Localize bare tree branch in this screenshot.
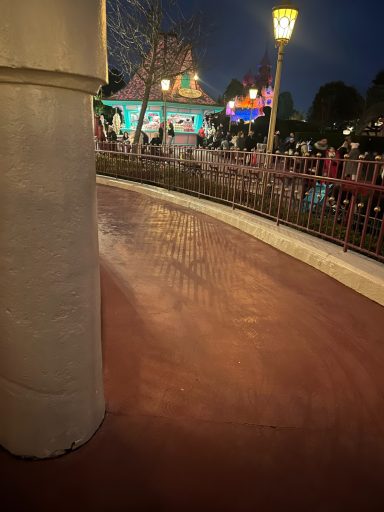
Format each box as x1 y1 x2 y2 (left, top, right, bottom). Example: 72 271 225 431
107 0 205 143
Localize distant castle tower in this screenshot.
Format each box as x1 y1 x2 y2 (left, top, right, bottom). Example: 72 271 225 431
242 48 273 93
227 47 275 121
243 69 256 89
256 47 273 90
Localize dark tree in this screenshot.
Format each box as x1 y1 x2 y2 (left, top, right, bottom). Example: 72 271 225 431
308 81 364 128
223 79 244 102
366 70 384 108
278 91 294 120
357 70 384 135
290 110 304 121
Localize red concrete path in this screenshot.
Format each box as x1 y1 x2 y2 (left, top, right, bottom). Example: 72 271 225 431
2 184 384 511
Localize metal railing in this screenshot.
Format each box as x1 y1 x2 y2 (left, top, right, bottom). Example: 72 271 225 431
95 143 384 262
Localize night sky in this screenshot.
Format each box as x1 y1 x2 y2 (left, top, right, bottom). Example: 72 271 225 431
179 0 384 113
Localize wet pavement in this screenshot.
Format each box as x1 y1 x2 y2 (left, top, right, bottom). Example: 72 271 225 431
2 183 384 511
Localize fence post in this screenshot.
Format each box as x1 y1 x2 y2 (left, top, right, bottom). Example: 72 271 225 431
232 169 237 209
276 177 285 226
343 192 356 253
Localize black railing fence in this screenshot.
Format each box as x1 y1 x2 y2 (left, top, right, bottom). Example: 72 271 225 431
96 143 384 262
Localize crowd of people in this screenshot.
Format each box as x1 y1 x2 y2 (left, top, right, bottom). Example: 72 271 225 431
196 121 266 152
194 120 384 183
97 112 384 185
99 118 176 147
271 133 384 183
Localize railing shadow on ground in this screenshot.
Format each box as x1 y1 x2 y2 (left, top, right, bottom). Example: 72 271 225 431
95 143 384 263
98 190 253 314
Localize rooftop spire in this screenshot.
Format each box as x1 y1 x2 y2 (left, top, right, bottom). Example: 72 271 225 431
260 44 270 68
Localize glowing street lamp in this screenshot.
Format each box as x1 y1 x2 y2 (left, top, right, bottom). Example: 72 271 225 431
249 89 258 100
193 73 199 81
272 5 298 43
161 79 170 91
249 88 258 134
228 99 235 130
266 4 299 153
161 79 171 145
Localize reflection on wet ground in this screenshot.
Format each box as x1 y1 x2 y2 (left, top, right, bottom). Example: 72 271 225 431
2 183 384 512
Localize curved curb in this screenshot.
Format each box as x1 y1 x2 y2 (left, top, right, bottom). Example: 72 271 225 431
97 176 384 307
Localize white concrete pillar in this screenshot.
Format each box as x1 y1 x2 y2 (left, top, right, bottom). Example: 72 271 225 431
0 0 107 458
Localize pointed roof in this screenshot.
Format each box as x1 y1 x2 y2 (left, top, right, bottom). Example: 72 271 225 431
260 46 271 68
109 73 217 106
107 35 218 106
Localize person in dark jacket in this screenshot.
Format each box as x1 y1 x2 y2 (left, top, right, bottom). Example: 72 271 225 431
141 131 149 145
237 131 246 151
245 130 256 152
284 132 296 153
168 122 175 144
159 122 164 144
273 130 280 153
108 129 117 142
150 132 162 145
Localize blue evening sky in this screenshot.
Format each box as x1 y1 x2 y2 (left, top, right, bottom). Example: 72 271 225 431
179 0 384 113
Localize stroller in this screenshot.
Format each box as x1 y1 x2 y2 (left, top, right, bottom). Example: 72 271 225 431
303 182 333 211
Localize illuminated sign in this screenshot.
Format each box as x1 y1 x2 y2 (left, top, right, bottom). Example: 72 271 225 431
179 88 202 99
